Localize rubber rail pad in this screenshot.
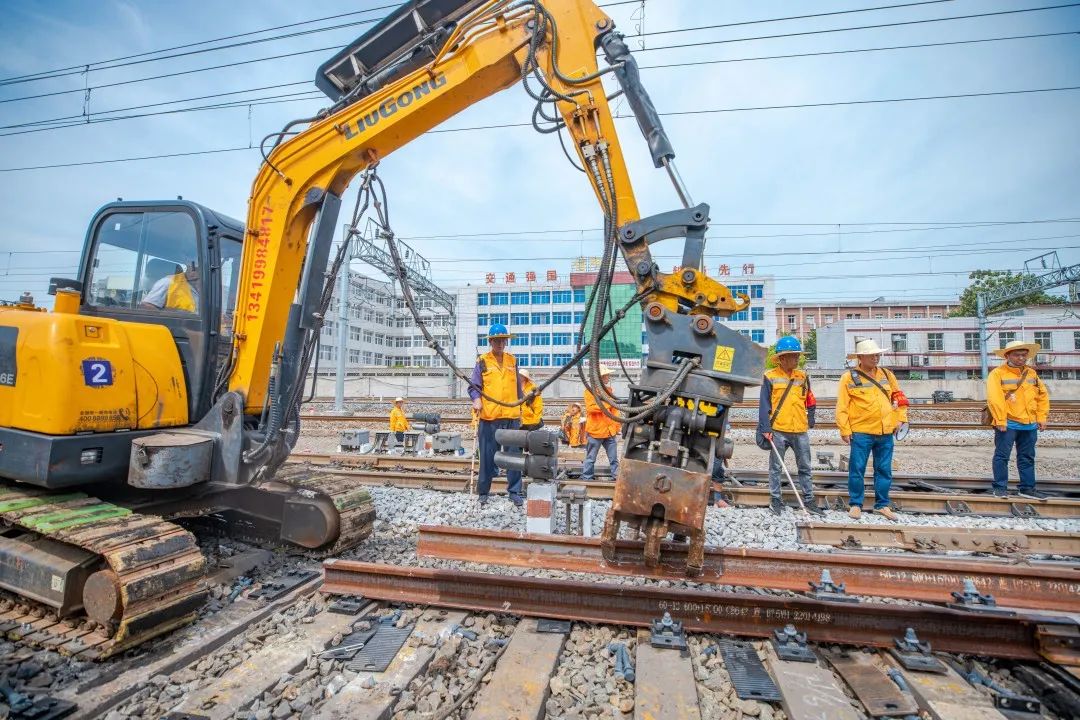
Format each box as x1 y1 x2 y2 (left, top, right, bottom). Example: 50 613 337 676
346 622 416 673
719 639 782 702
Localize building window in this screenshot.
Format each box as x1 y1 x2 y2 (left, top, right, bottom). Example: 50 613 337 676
806 316 816 327
552 332 572 345
751 329 765 343
845 313 855 320
531 332 551 346
751 307 764 321
530 354 551 367
750 284 764 299
874 314 884 319
894 312 904 319
932 313 942 319
511 335 529 347
318 345 336 361
531 291 551 304
373 353 384 365
912 313 924 319
552 290 572 303
1034 331 1052 350
891 333 908 352
824 314 834 323
729 285 748 297
511 312 529 325
349 326 361 341
518 356 529 367
732 309 749 322
787 314 796 327
531 312 550 324
573 288 586 303
477 293 488 306
477 314 488 326
964 332 980 351
491 292 509 305
511 291 530 305
362 351 372 364
490 313 508 325
478 336 488 347
1074 331 1080 350
573 311 585 324
348 349 360 364
552 311 572 324
738 329 750 337
927 333 944 352
927 370 945 380
363 330 373 343
998 332 1016 349
552 353 572 365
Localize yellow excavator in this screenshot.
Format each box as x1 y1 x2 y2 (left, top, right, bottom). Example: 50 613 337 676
0 0 763 656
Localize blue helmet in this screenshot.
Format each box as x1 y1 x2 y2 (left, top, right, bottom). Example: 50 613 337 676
775 335 802 355
487 323 513 339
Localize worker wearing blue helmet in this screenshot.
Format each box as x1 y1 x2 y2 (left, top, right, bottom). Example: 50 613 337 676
469 323 524 507
757 335 824 516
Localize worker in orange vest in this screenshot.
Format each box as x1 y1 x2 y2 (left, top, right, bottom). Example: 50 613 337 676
389 397 409 443
582 366 620 481
561 402 585 447
468 323 524 507
519 370 544 431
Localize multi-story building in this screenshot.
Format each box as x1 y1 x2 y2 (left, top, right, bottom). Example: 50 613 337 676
776 299 959 340
815 304 1080 380
317 270 454 369
454 269 777 370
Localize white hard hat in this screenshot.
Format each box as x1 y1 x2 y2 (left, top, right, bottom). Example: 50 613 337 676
598 365 613 377
394 396 404 402
519 369 531 381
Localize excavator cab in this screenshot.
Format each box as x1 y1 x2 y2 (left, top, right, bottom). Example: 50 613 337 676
74 200 244 422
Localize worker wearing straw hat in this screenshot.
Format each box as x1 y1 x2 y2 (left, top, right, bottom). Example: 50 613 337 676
519 369 545 431
582 365 620 482
468 323 524 507
389 397 409 443
836 337 910 521
987 339 1050 499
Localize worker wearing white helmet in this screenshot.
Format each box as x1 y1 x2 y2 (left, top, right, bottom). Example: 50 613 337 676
582 365 620 482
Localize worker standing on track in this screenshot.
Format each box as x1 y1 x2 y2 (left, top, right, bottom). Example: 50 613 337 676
757 336 824 516
987 339 1051 499
836 337 910 521
469 323 524 507
389 397 409 444
582 366 620 482
519 370 545 431
560 402 585 447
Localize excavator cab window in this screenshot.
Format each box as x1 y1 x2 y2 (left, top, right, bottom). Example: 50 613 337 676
218 237 241 336
86 210 201 314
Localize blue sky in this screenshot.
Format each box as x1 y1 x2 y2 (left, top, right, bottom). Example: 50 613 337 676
1 0 1078 305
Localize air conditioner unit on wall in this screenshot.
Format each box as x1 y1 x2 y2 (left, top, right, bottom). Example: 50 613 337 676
1036 354 1052 365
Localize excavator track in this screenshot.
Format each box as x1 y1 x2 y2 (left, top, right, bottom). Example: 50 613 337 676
264 466 376 556
0 484 206 659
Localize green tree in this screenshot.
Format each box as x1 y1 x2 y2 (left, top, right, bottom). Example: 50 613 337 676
765 334 808 370
803 329 817 361
950 270 1064 317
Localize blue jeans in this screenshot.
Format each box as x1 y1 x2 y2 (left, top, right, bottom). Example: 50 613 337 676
848 432 893 509
993 428 1037 493
477 418 522 499
768 431 814 501
582 435 619 481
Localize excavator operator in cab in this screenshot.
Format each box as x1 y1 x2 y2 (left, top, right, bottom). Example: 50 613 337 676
140 259 200 312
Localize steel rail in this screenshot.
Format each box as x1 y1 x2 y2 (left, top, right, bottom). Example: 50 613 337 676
281 459 1080 517
304 398 1080 411
795 522 1080 556
415 525 1080 613
299 414 1080 431
286 452 1080 495
321 559 1078 663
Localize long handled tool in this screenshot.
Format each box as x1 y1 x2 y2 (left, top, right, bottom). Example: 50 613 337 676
767 435 809 517
467 409 479 494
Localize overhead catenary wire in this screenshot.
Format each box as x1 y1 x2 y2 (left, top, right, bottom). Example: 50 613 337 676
0 0 968 88
3 83 1078 170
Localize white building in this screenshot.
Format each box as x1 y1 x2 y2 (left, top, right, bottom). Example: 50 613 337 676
816 304 1080 380
453 270 777 369
318 270 454 370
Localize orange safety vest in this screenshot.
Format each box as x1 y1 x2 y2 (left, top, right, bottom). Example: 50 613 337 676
763 367 812 433
562 407 585 447
836 367 907 436
389 406 409 432
521 379 543 425
987 364 1049 426
584 389 620 439
476 351 522 421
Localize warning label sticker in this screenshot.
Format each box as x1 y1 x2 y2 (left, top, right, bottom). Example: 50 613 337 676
713 345 735 373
